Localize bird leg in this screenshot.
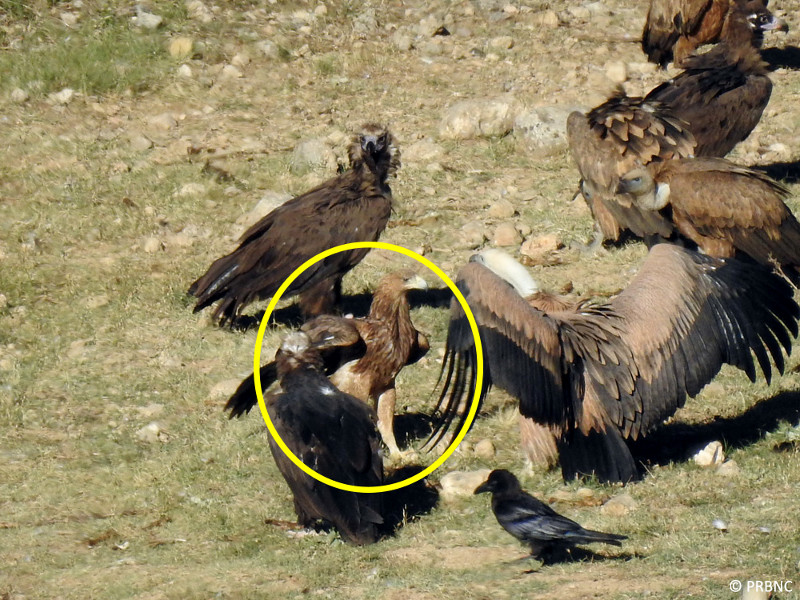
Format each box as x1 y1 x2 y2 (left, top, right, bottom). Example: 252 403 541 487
519 416 559 470
376 387 416 462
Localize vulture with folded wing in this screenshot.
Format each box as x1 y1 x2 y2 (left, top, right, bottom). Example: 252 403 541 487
226 271 429 458
642 0 786 68
644 2 785 157
567 94 696 245
431 247 799 483
188 124 400 326
617 158 800 283
259 331 384 545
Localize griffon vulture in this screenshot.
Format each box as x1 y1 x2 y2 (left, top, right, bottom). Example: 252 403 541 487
642 0 786 68
644 2 783 158
260 331 384 545
617 158 800 283
475 470 626 562
566 94 696 244
431 246 799 483
188 124 400 326
226 271 429 458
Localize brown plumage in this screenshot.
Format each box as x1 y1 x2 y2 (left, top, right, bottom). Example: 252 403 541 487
431 247 799 483
225 271 429 458
259 331 384 545
644 3 780 157
642 0 787 68
567 94 696 244
188 124 400 326
617 158 800 282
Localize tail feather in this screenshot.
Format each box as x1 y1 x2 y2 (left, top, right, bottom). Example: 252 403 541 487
558 427 640 484
570 528 627 547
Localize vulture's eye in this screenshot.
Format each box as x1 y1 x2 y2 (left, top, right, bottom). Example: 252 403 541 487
580 180 593 200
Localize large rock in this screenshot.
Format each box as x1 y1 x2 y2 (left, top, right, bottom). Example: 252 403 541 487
439 97 522 140
290 138 337 174
440 469 492 501
514 105 583 154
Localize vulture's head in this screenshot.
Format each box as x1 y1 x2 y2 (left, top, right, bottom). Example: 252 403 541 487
474 469 522 496
616 166 670 211
349 124 401 180
275 331 325 378
470 249 540 297
745 3 789 35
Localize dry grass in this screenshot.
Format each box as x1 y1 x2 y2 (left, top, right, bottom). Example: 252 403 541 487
2 1 800 598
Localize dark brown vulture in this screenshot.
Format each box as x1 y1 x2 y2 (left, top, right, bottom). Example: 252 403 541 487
260 331 384 545
642 0 787 68
431 247 799 483
188 124 400 326
566 93 696 245
616 158 800 283
225 271 429 459
643 2 781 158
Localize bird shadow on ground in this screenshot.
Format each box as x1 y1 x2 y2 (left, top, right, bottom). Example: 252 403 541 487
763 46 800 71
514 548 639 573
750 159 800 185
380 465 440 537
629 390 800 469
229 286 454 331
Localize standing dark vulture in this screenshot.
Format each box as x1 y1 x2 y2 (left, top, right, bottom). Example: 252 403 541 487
644 2 784 157
642 0 786 68
431 246 799 483
225 271 429 458
188 124 400 326
616 158 800 283
475 470 626 562
567 93 696 245
260 331 384 545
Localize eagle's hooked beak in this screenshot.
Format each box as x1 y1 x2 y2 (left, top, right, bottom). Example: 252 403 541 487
404 274 428 291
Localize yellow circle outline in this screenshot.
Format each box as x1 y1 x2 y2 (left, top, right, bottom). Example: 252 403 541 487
253 241 484 493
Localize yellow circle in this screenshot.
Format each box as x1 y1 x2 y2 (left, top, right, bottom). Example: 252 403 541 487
254 241 484 493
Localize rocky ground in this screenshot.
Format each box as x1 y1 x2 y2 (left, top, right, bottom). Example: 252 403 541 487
2 1 800 598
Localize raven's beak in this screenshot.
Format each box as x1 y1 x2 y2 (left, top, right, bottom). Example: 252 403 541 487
474 480 492 495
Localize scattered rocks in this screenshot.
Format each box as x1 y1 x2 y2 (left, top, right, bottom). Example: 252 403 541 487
175 182 206 197
210 379 242 399
600 493 637 517
48 88 75 105
168 37 193 59
458 221 487 249
693 440 725 466
135 422 168 443
489 36 514 50
520 233 563 264
513 105 581 154
137 403 165 419
440 469 492 501
474 439 496 459
186 0 213 24
148 112 178 130
10 88 29 103
439 97 521 140
256 39 281 60
403 139 444 164
220 65 243 79
488 198 515 219
142 236 163 253
235 191 292 233
492 221 521 246
711 518 728 532
133 6 163 30
716 459 740 477
605 61 628 84
130 133 154 151
291 138 337 174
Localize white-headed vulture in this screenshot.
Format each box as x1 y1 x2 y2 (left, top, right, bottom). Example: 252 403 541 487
475 470 626 562
226 271 429 458
567 94 696 245
642 0 787 68
431 246 799 483
188 124 400 326
616 158 800 283
262 331 384 545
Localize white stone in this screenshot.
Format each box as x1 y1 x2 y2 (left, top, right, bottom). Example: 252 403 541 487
143 237 163 253
10 88 29 103
177 64 193 78
693 440 725 466
605 61 628 84
440 469 492 501
135 422 167 443
439 96 521 140
221 65 243 79
168 37 193 58
493 221 521 247
474 439 496 459
49 88 75 105
133 7 163 29
600 493 637 516
489 36 514 50
514 105 582 154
